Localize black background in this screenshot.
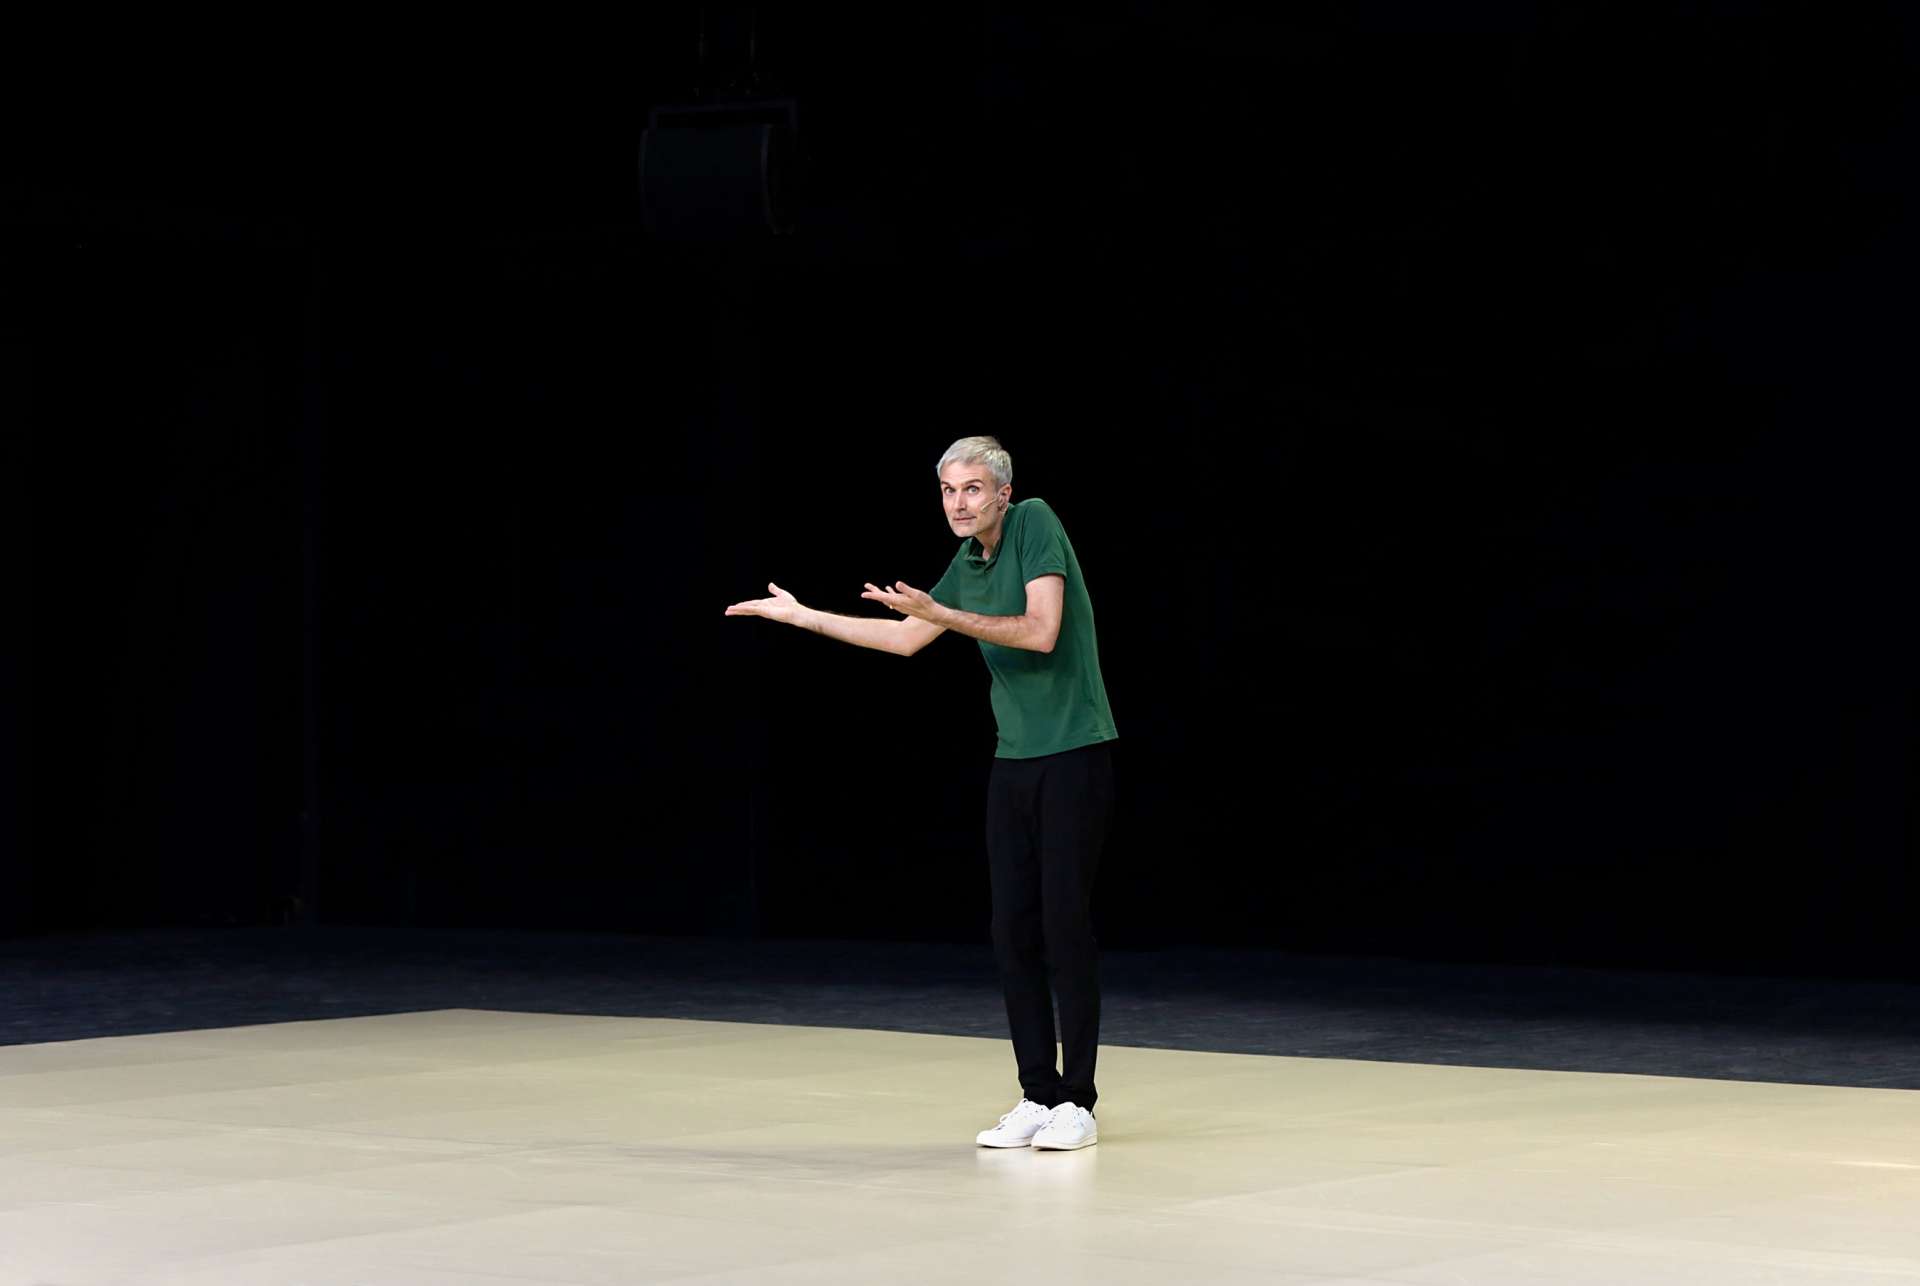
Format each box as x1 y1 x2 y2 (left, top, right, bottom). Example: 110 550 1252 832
8 5 1914 975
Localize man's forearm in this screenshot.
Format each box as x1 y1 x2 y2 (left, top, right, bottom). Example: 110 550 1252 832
932 605 1053 653
795 607 910 655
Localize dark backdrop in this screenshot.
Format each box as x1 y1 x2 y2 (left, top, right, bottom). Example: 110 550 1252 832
8 5 1914 974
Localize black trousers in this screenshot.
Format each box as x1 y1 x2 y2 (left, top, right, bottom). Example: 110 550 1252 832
985 740 1115 1114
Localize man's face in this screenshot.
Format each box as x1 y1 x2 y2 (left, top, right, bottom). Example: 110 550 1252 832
940 461 1010 539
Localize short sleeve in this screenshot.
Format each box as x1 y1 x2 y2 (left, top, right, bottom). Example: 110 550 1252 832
1015 501 1069 580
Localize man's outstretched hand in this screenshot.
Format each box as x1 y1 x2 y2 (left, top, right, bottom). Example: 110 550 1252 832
725 582 801 624
862 580 941 623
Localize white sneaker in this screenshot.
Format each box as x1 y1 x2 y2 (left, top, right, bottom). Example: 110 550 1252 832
976 1098 1054 1148
1031 1102 1098 1150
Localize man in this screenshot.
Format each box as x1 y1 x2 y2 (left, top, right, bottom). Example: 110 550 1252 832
724 436 1118 1150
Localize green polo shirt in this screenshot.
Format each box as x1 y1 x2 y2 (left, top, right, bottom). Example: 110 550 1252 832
930 498 1118 759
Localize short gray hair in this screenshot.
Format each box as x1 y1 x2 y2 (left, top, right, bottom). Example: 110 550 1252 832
936 436 1012 491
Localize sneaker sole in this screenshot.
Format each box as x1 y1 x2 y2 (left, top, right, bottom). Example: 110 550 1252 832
1031 1133 1098 1151
976 1136 1036 1148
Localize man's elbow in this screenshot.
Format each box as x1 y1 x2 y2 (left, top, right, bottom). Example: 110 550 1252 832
1034 624 1060 654
897 623 936 657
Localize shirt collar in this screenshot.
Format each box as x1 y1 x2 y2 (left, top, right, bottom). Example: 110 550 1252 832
964 502 1011 564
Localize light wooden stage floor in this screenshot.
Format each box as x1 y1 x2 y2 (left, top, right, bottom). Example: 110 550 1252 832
2 1010 1918 1284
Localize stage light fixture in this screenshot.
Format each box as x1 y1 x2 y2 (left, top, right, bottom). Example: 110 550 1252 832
638 98 799 241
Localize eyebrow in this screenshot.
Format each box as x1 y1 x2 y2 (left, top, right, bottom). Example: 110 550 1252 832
942 477 989 489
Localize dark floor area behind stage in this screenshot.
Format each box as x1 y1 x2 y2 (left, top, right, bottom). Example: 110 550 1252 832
5 926 1920 1090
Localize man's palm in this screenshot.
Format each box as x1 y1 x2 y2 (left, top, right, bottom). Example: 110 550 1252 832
725 582 800 623
862 580 937 621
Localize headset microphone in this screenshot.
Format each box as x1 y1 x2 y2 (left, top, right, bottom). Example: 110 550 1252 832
953 496 1008 530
